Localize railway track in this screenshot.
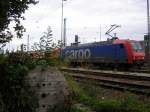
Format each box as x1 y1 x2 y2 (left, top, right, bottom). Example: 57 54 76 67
60 67 150 95
91 67 150 73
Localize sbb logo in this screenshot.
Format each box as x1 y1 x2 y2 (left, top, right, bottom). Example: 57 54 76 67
65 49 91 59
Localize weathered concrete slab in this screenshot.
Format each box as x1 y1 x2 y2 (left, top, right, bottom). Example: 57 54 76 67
26 66 69 112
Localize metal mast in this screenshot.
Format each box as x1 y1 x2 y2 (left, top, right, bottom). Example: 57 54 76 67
61 0 64 43
100 25 101 41
146 0 150 68
147 0 150 35
27 35 29 53
61 0 67 46
63 18 67 47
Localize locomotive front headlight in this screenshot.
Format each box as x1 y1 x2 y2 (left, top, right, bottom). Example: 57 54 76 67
142 56 144 59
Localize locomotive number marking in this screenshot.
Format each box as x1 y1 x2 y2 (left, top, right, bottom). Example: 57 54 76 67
65 49 91 59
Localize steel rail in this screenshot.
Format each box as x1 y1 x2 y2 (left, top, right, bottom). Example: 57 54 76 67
60 67 150 94
61 67 150 80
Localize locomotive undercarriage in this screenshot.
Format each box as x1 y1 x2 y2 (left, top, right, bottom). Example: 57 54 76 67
68 61 145 72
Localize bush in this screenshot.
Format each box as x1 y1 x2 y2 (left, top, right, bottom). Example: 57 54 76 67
46 57 60 66
0 53 39 112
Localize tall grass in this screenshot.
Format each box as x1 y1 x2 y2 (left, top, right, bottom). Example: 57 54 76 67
65 75 150 112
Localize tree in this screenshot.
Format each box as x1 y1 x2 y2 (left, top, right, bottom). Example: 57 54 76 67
32 26 54 51
32 26 54 58
0 0 38 48
39 26 54 51
32 26 63 58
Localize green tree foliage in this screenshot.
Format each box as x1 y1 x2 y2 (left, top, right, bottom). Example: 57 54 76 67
0 53 38 112
32 26 62 57
39 26 54 51
32 26 53 52
32 26 63 53
32 26 54 59
0 0 38 47
31 26 63 66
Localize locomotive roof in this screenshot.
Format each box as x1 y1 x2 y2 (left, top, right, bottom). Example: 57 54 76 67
65 40 113 48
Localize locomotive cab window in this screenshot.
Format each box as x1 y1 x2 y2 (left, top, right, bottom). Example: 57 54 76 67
130 41 143 52
120 44 124 48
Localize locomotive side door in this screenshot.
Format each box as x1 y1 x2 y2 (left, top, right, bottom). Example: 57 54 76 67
115 44 126 64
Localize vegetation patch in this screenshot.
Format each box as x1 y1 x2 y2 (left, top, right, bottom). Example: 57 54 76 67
65 75 150 112
0 53 39 112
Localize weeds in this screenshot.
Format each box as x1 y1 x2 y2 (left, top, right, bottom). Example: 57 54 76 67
69 105 87 112
0 53 39 112
65 75 150 112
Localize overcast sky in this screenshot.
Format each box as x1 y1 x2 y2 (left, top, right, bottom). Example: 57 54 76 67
7 0 148 51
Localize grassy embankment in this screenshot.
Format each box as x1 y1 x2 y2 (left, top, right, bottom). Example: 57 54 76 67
65 75 150 112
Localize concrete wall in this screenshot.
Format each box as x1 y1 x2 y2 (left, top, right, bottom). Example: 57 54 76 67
26 66 69 112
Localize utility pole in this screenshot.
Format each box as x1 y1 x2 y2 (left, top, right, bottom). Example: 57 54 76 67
27 35 30 53
99 25 101 41
61 0 64 43
61 0 67 45
146 0 150 69
147 0 150 35
63 18 67 47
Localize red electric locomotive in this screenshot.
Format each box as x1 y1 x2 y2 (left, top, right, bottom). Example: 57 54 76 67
113 39 145 66
60 37 145 70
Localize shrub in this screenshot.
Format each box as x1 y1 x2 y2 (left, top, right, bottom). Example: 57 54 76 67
0 53 39 112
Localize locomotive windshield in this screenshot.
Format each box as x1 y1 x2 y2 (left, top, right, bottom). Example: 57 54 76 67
130 41 143 52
